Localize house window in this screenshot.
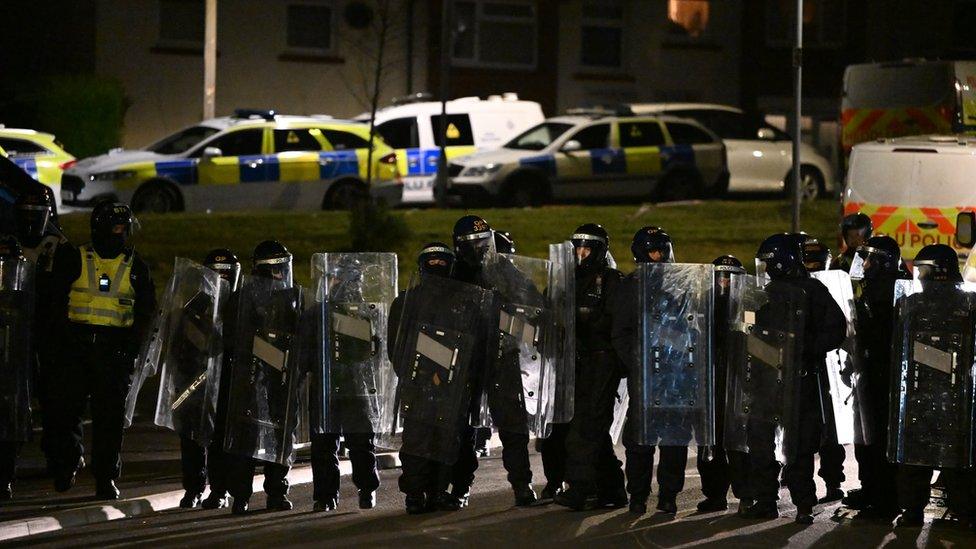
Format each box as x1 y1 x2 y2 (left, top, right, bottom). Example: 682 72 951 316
451 1 537 69
158 0 204 46
667 0 710 39
766 0 845 48
581 2 623 68
286 2 335 54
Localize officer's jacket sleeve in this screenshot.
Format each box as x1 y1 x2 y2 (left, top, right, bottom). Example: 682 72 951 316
387 292 405 371
609 274 638 377
130 253 157 340
808 279 847 359
51 241 82 322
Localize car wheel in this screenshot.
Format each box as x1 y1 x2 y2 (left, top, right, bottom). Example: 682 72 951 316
502 173 546 208
132 182 179 213
785 167 824 202
655 170 703 202
325 181 367 210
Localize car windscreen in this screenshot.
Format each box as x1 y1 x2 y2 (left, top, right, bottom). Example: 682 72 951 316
504 122 574 151
147 125 222 155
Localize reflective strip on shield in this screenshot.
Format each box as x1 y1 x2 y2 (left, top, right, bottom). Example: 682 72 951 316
252 336 287 371
332 311 373 342
499 309 538 346
913 340 954 375
747 333 782 368
416 331 455 371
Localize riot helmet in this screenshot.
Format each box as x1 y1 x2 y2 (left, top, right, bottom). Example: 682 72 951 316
802 238 831 272
14 187 56 247
204 248 242 292
252 240 293 287
841 212 873 251
418 242 455 278
494 231 516 254
0 235 24 261
756 233 807 280
913 244 961 283
90 201 134 258
712 254 744 298
852 235 900 280
453 215 494 267
631 226 673 264
571 223 610 272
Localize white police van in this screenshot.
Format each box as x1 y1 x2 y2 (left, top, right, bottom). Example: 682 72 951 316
365 93 544 204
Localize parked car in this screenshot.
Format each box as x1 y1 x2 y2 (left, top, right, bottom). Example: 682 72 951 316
0 126 76 209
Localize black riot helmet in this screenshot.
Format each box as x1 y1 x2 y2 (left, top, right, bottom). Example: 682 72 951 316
252 240 293 287
855 235 901 279
712 254 744 298
841 212 873 250
14 186 56 246
494 231 516 254
90 201 134 259
571 223 610 271
802 238 831 272
204 248 242 292
0 235 24 261
756 233 807 280
417 242 455 278
913 244 961 283
631 226 673 264
453 215 494 267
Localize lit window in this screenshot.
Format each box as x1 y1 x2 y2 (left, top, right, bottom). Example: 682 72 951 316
286 3 334 54
667 0 710 39
581 1 624 68
158 0 204 46
451 1 537 69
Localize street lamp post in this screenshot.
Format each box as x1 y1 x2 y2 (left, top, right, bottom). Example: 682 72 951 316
791 0 803 232
434 0 451 208
203 0 217 120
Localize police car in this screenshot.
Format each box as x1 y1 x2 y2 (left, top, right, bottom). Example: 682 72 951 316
446 111 727 206
366 93 544 204
0 127 76 209
61 110 402 213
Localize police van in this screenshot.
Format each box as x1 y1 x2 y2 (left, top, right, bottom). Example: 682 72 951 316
844 134 976 261
367 93 544 204
0 127 76 209
61 110 401 213
446 111 727 206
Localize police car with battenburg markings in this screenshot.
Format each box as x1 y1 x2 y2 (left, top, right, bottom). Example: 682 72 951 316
0 126 76 209
446 109 728 206
61 109 402 213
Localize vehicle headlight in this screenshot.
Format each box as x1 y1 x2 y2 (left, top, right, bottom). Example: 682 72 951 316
91 170 136 182
461 164 502 178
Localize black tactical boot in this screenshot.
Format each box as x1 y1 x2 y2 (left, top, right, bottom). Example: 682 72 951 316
95 480 120 500
818 487 844 504
737 500 778 519
266 494 293 511
629 497 648 516
232 498 248 515
555 486 597 511
696 497 728 512
359 490 376 510
841 488 869 510
314 497 338 512
201 493 228 509
795 505 814 525
405 494 429 515
513 485 538 507
656 495 677 515
895 509 924 527
180 491 203 509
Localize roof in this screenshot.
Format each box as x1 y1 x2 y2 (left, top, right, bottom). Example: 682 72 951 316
853 134 976 153
200 114 364 131
624 103 743 115
0 127 57 140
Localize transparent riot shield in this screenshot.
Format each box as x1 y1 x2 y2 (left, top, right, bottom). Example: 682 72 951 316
379 273 492 464
125 272 179 427
0 257 34 442
309 253 397 436
632 263 714 447
223 276 308 465
888 279 976 468
609 379 628 445
481 252 555 438
811 270 857 445
149 259 228 447
724 276 806 463
546 242 575 425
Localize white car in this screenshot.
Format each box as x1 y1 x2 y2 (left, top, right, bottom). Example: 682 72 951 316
364 93 545 204
626 103 835 199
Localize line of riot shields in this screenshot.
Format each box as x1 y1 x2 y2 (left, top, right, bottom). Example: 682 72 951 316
121 248 976 479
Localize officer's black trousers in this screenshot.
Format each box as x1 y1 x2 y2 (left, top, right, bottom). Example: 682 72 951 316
226 455 290 503
697 446 751 501
539 423 569 489
817 441 846 489
398 426 478 497
622 439 688 502
180 435 207 494
745 420 783 503
0 441 21 487
781 376 825 509
563 354 624 495
854 442 896 510
310 432 379 502
205 426 230 499
498 430 532 487
43 329 134 482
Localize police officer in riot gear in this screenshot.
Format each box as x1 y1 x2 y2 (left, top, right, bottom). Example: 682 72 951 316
452 215 538 506
739 233 846 524
800 238 847 504
695 255 751 512
172 248 242 509
0 235 32 500
612 226 689 515
834 213 873 273
46 202 156 499
891 244 976 527
225 240 299 514
840 236 902 519
552 224 627 510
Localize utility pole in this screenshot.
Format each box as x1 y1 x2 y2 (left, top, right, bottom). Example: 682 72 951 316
790 0 803 232
434 0 451 207
203 0 217 119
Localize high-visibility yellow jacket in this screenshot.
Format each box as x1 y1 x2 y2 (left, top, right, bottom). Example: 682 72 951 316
68 245 135 328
